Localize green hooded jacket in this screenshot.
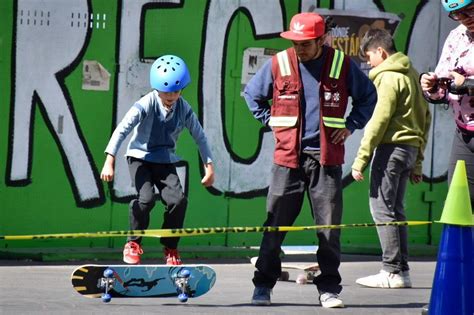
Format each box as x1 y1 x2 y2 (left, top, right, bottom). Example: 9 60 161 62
352 52 431 175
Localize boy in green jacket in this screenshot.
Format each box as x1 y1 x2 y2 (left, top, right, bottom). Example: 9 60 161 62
352 29 431 288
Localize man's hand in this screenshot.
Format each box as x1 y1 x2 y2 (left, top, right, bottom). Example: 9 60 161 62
201 163 215 187
352 169 364 182
331 128 351 145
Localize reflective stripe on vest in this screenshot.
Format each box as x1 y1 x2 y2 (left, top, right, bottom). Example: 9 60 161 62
268 116 298 127
278 49 344 79
273 50 297 127
322 116 346 128
329 50 344 79
276 50 291 77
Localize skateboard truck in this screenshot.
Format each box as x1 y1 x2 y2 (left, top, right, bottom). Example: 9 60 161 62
99 268 115 303
174 269 191 303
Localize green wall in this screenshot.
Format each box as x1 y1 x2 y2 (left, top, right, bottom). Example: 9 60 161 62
0 0 450 259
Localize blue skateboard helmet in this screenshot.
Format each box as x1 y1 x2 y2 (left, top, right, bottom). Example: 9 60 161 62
442 0 472 11
150 55 191 92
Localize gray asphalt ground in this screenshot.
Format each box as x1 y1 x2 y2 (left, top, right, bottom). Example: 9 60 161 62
0 254 436 315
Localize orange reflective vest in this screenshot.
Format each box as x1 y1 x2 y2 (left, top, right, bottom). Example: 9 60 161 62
270 47 349 168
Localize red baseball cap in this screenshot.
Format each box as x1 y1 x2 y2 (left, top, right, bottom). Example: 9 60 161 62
280 12 326 41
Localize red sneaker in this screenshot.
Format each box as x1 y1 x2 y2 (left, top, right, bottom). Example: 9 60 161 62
123 241 143 264
164 248 182 265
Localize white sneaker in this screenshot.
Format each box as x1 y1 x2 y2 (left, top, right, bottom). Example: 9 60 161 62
356 270 412 288
319 292 344 308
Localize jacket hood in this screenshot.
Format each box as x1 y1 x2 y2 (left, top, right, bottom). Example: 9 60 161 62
369 52 411 80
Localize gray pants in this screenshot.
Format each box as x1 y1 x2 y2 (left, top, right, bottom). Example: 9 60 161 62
253 153 343 294
369 144 417 273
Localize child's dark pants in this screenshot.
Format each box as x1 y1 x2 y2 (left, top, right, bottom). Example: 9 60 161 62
127 157 187 249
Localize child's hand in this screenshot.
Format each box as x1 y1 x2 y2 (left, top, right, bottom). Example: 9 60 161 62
201 163 215 187
352 169 364 182
100 154 115 182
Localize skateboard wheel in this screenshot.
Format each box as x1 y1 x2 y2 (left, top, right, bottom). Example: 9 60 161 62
178 293 188 303
179 269 191 278
103 268 114 278
278 271 290 281
296 274 307 285
306 272 315 281
101 293 112 303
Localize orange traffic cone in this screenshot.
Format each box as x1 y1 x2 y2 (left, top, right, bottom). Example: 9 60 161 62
426 160 474 315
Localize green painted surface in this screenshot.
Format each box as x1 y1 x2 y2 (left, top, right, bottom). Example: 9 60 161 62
0 0 452 259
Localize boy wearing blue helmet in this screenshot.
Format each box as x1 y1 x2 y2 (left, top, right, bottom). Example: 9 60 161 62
100 55 214 265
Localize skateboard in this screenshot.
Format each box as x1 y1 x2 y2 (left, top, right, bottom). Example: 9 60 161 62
71 264 216 303
250 256 319 284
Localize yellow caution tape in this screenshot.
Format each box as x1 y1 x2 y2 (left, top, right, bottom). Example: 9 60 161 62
0 221 432 241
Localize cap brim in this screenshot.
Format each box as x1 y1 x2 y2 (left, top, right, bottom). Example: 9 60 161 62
280 31 317 41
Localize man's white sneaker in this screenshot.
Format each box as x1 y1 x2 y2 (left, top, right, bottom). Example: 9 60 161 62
356 270 412 288
319 292 344 308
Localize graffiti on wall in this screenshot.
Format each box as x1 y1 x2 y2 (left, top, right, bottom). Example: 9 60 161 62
5 0 455 207
6 0 105 207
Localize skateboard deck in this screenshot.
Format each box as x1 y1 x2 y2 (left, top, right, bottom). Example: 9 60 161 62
250 256 319 284
71 264 216 303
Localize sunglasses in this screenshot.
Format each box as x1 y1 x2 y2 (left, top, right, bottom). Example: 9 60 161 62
448 6 474 21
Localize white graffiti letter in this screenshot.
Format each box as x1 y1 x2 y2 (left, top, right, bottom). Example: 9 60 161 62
202 0 283 194
8 0 103 206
